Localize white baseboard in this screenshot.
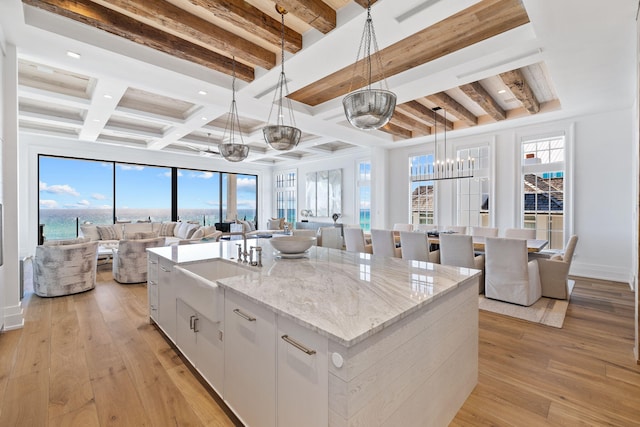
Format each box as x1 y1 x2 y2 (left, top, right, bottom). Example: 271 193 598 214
2 301 24 331
570 261 633 287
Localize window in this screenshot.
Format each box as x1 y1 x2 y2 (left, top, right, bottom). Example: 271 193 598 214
275 170 297 224
522 135 565 249
457 145 490 227
410 154 435 225
177 169 222 225
115 163 171 222
39 156 113 240
39 155 258 239
357 161 371 231
235 174 258 223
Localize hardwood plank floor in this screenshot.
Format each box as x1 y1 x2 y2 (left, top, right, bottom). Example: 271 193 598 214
1 264 639 426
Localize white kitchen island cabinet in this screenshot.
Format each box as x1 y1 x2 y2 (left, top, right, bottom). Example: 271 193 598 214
224 290 276 427
147 240 480 427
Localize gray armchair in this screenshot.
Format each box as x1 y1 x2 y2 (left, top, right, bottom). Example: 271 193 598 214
113 237 165 283
537 235 578 299
34 240 99 297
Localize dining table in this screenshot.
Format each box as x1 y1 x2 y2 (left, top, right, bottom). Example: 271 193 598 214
427 234 548 253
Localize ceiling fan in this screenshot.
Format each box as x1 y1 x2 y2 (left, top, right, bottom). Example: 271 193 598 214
184 133 221 157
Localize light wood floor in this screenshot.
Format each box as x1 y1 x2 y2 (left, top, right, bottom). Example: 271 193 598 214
0 264 639 426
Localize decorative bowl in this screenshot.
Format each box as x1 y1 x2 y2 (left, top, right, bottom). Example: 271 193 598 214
270 235 315 254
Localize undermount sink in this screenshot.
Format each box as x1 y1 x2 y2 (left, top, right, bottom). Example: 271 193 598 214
174 260 252 322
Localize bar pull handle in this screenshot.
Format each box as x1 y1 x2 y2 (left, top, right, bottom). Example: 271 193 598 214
233 308 256 322
149 259 158 264
160 265 170 272
189 315 196 330
281 335 316 355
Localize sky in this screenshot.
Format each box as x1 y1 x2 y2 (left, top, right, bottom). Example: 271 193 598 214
39 156 257 210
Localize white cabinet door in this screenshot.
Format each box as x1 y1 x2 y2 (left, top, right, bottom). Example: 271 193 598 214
147 253 159 322
277 316 328 427
224 291 276 427
176 298 198 365
158 258 176 340
196 312 224 396
176 299 225 395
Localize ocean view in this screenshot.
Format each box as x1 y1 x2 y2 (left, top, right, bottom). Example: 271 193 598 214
40 208 258 240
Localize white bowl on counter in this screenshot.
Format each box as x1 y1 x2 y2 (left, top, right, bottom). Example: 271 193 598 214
270 235 316 254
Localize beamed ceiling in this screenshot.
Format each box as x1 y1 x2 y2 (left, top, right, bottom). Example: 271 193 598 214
3 0 633 164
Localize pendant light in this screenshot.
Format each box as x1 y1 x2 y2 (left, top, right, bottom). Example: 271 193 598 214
219 57 249 162
263 5 301 151
342 0 396 130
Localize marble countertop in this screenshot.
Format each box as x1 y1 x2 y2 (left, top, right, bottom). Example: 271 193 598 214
149 239 480 347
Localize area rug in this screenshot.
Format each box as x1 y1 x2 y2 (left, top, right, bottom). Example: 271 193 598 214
478 281 573 328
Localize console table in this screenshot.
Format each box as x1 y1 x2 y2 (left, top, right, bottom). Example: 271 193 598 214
295 221 343 236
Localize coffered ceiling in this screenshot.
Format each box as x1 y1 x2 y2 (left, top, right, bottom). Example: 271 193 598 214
0 0 635 165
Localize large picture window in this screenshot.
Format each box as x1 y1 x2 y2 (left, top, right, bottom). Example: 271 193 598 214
115 163 171 222
457 145 490 227
410 154 435 225
357 161 371 231
521 134 565 249
275 170 297 225
38 155 258 240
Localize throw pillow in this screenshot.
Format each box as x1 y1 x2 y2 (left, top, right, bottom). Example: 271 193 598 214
185 224 200 239
202 226 217 237
191 228 205 239
79 224 101 241
271 217 285 229
174 222 188 238
97 225 119 241
267 219 281 230
158 222 177 237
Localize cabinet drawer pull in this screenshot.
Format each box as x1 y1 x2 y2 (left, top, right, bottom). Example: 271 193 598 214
149 259 158 264
189 315 196 330
233 308 256 322
160 265 170 272
193 317 199 333
148 280 156 286
281 335 316 355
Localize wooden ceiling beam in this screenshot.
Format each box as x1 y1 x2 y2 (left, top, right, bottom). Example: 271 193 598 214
389 110 431 136
353 0 378 8
93 0 275 70
188 0 302 53
289 0 530 106
427 93 478 127
396 101 453 130
499 69 540 114
274 0 336 34
459 82 506 122
23 0 256 81
380 121 413 139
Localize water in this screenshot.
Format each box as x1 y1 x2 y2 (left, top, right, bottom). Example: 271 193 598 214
40 208 258 240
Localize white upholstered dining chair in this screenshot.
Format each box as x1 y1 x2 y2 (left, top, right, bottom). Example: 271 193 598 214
399 231 439 263
470 226 499 237
504 228 535 239
317 227 343 249
370 229 401 258
484 237 541 306
439 233 485 293
343 227 373 254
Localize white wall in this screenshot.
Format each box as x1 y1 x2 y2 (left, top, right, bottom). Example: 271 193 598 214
2 42 22 330
0 25 6 331
273 149 371 228
388 110 635 284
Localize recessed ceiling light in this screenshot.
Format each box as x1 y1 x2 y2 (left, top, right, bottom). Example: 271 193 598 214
66 51 81 59
201 117 208 121
93 119 100 122
198 90 207 95
103 94 113 99
498 89 507 94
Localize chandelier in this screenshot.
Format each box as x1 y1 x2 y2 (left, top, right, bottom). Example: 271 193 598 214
413 107 474 181
342 0 396 130
220 57 249 162
263 5 301 151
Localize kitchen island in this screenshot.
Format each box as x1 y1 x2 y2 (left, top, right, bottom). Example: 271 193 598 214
147 239 480 427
